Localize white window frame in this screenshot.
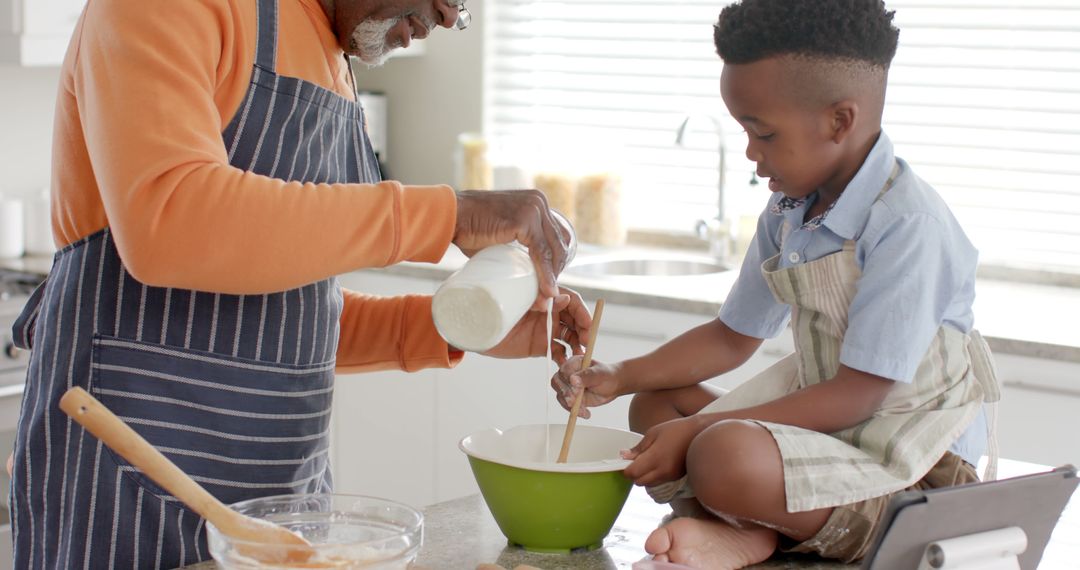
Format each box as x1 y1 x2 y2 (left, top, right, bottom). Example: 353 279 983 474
484 0 1080 283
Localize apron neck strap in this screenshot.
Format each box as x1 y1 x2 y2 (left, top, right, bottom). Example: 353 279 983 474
848 160 902 244
255 0 279 72
872 160 902 203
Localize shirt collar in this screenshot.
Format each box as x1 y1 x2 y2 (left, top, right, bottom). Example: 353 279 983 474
820 131 895 239
767 131 895 238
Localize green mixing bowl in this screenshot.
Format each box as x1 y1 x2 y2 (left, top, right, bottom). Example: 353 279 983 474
460 424 642 553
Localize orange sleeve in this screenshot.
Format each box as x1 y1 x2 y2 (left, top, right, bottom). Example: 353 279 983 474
71 0 456 295
336 288 464 373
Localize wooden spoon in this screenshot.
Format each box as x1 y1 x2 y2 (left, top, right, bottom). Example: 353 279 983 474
59 387 317 565
556 298 604 463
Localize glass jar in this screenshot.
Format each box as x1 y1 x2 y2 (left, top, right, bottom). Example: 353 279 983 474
533 171 577 227
455 132 493 190
575 172 625 246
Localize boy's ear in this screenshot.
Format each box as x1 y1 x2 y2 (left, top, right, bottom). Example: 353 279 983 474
828 100 859 143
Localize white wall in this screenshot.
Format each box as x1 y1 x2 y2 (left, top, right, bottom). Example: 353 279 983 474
0 0 488 194
351 0 486 187
0 65 59 195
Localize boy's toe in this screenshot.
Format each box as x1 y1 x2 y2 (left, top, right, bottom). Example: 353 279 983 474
644 525 675 557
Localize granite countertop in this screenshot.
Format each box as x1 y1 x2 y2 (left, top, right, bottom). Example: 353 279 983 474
177 459 1076 570
176 487 851 570
397 459 1078 570
409 486 849 570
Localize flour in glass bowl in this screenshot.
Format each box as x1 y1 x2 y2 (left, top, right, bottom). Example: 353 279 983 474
221 538 414 570
226 546 408 569
209 506 422 570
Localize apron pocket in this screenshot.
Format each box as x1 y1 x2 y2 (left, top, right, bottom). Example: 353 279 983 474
89 334 335 506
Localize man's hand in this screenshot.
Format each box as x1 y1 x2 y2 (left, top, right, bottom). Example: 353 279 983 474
481 287 591 362
551 356 625 418
454 189 573 306
621 416 704 486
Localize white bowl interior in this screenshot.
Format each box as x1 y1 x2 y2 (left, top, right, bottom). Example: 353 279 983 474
459 424 642 473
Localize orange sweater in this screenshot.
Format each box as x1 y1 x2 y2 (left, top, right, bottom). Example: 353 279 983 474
52 0 461 372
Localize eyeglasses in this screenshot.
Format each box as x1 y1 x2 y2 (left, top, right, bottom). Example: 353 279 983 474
452 1 471 30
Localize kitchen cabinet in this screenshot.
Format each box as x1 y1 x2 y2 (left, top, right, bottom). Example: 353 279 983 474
328 270 796 508
0 0 84 65
329 268 1079 508
992 353 1080 469
330 271 441 507
0 0 424 67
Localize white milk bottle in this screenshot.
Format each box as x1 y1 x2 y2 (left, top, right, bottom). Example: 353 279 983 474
433 212 576 353
432 244 537 352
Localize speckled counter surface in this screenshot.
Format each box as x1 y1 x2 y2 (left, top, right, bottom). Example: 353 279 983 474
177 487 850 570
406 462 1079 570
408 487 848 570
178 459 1078 570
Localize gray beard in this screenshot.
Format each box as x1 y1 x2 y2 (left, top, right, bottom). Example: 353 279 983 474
349 18 400 67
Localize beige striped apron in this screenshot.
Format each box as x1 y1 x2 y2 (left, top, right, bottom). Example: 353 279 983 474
651 165 1001 513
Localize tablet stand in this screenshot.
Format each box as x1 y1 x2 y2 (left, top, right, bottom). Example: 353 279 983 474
916 526 1026 570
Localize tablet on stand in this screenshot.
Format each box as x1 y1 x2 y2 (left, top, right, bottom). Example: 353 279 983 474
862 465 1078 570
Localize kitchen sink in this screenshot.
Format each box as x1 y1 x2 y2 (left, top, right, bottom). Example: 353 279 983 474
565 257 730 279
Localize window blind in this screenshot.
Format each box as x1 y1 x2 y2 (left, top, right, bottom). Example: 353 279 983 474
486 0 1080 278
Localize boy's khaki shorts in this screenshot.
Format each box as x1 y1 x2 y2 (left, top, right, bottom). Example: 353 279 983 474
786 452 979 562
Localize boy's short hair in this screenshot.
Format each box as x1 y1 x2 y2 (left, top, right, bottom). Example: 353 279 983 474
714 0 900 69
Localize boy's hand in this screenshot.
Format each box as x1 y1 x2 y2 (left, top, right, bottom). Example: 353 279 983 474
551 355 623 417
481 286 591 362
620 416 704 486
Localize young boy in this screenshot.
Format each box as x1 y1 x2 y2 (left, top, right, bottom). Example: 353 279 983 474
552 0 1000 567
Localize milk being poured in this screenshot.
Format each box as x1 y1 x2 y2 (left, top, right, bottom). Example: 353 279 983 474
431 213 577 465
544 297 553 462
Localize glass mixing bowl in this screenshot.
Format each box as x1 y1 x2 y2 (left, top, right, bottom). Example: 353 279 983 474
206 494 423 569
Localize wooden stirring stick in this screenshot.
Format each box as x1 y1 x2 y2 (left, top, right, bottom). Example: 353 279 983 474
557 298 604 463
59 387 316 564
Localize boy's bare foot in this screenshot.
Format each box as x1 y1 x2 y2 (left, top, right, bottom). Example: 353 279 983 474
644 517 778 570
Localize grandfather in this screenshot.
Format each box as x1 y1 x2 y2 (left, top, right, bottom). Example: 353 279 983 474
7 0 588 567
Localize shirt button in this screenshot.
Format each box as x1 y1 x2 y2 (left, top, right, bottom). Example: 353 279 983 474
788 252 801 263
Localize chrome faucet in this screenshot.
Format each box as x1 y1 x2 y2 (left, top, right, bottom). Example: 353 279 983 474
675 114 733 265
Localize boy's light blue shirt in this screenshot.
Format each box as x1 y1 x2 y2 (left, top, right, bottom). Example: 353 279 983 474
719 131 986 465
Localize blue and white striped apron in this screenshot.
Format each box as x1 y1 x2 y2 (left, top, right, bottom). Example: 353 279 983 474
9 0 381 566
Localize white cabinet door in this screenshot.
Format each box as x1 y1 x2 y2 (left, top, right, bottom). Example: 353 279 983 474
332 368 438 509
992 353 1080 468
330 272 439 509
432 353 553 502
23 0 82 36
0 0 84 65
0 520 10 570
